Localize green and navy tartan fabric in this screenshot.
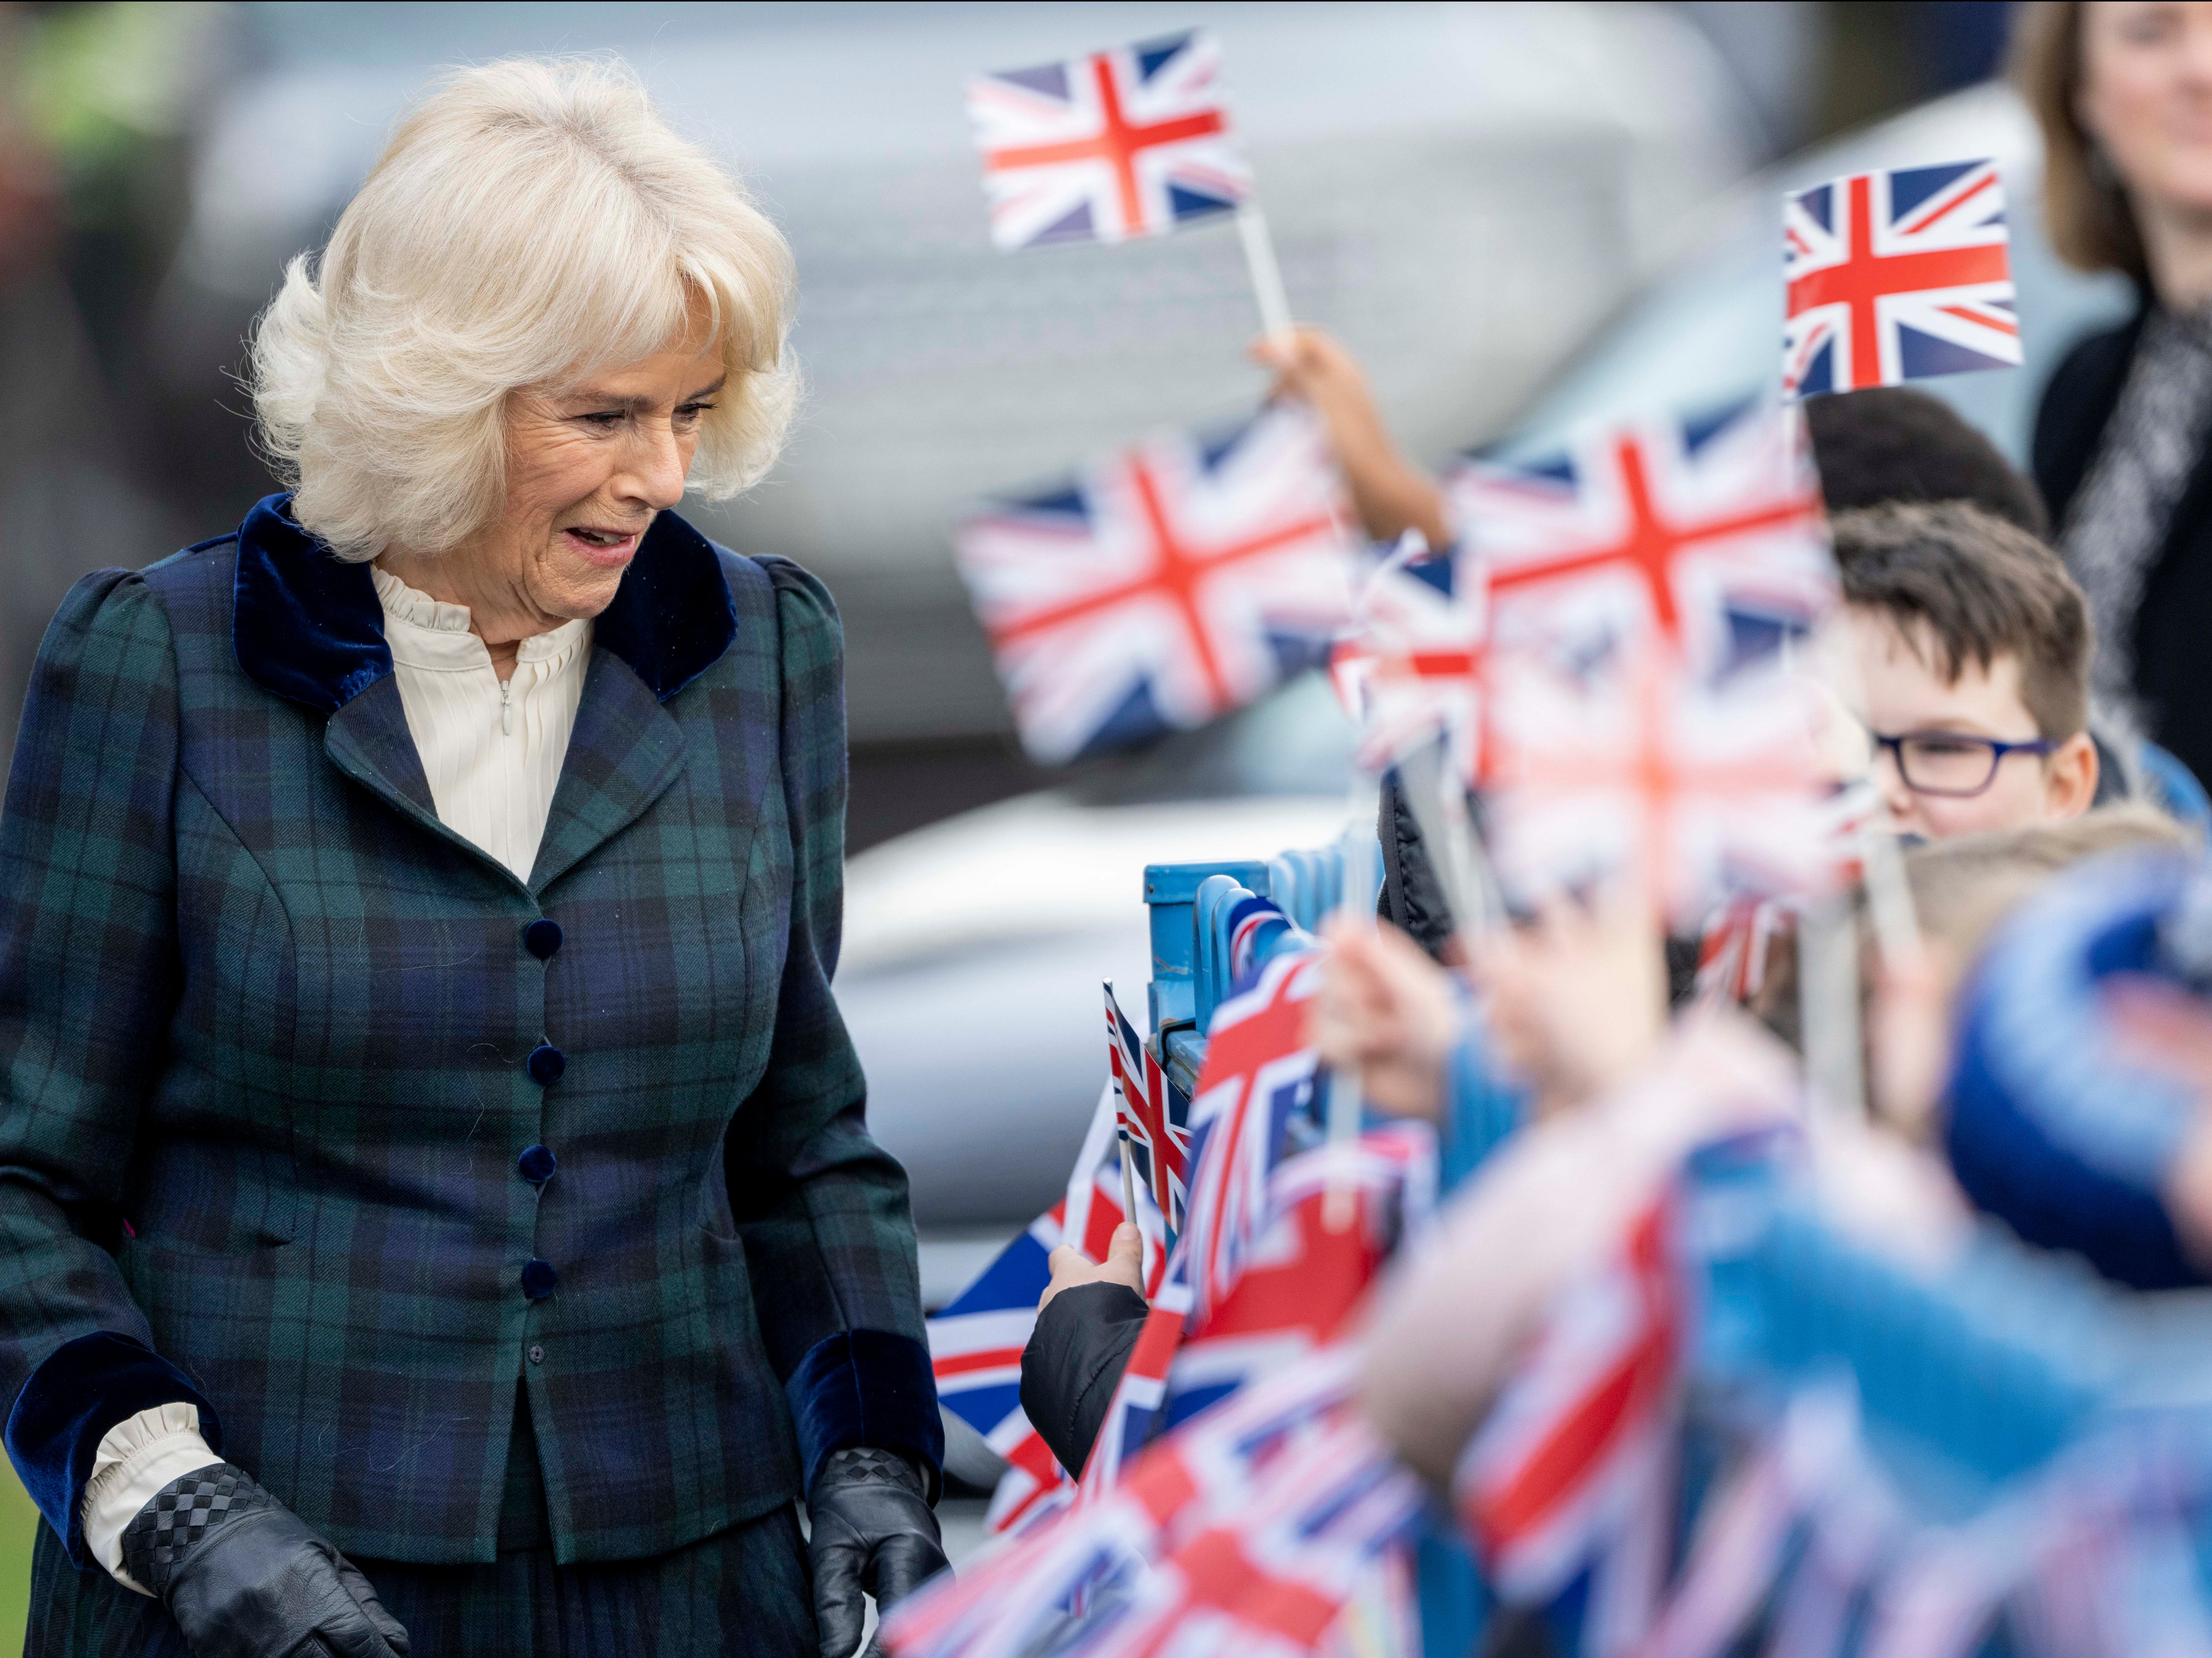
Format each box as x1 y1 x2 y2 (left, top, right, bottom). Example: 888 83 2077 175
0 496 935 1570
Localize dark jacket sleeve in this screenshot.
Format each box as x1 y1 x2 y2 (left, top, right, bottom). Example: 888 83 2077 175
0 572 218 1564
724 558 942 1500
1019 1282 1149 1478
1376 769 1455 963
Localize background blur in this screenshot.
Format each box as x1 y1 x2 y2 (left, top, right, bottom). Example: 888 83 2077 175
0 0 2037 1632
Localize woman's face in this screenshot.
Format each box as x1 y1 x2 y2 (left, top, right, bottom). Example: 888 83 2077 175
2079 0 2212 223
476 300 725 628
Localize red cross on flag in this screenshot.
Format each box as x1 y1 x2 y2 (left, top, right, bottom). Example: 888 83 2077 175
1446 401 1835 686
954 406 1359 764
1339 548 1491 789
1784 160 2020 396
967 30 1251 249
1483 644 1834 929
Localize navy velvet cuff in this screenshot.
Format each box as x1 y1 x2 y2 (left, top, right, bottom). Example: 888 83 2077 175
4 1332 222 1568
785 1329 944 1503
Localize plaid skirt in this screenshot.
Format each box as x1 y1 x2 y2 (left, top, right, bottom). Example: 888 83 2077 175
27 1391 814 1658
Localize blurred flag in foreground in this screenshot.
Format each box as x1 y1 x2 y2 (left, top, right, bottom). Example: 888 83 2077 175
1447 399 1833 681
966 29 1250 249
1450 401 1838 926
1482 646 1835 930
1784 159 2019 397
887 1346 1423 1658
956 406 1358 763
1455 1192 1683 1653
1339 544 1490 790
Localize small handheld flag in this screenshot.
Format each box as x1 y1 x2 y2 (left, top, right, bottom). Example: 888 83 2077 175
955 406 1358 763
1106 982 1190 1232
966 30 1250 251
1784 159 2019 397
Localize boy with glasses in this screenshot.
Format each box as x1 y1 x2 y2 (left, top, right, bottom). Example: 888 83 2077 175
1833 500 2100 840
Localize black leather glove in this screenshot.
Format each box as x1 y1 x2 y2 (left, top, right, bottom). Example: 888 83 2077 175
807 1446 947 1658
120 1462 410 1658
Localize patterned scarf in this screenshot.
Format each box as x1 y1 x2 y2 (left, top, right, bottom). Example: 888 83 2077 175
2060 303 2212 716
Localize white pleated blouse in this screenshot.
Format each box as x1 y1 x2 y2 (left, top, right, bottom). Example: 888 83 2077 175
369 565 593 882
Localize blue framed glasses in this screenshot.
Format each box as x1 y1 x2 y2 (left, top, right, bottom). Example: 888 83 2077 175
1871 730 2056 798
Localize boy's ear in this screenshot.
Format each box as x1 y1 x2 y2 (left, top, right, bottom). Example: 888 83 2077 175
2044 731 2100 820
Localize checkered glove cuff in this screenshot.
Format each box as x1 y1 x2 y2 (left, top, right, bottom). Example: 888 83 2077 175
119 1462 272 1600
820 1445 924 1497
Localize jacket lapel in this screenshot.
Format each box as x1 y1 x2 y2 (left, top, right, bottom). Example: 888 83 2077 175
230 492 733 893
528 646 689 894
322 676 520 879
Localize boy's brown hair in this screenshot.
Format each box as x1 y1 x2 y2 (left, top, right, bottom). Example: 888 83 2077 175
1829 500 2091 741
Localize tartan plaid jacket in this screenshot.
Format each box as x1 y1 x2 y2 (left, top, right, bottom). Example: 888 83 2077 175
0 495 940 1568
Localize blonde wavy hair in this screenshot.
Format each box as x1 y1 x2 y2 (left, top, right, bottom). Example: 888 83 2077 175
250 56 798 562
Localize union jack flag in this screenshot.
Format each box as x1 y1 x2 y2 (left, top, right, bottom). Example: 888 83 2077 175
1180 946 1328 1327
1455 1192 1685 1656
886 1346 1422 1658
1784 159 2019 397
955 406 1359 763
966 29 1251 250
1483 646 1832 928
926 1083 1168 1536
1446 400 1834 682
1342 545 1489 789
1163 1124 1435 1430
1108 982 1190 1231
1079 946 1321 1496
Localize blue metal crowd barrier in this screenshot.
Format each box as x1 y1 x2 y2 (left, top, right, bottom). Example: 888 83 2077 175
1142 845 1363 1095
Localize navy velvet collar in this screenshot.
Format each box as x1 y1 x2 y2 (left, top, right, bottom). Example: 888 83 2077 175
231 493 740 714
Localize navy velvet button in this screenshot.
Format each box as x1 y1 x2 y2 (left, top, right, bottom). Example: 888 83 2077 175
523 919 563 960
526 1045 566 1086
521 1260 558 1300
518 1145 557 1185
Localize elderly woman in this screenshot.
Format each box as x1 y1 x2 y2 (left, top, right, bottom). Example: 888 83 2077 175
0 58 943 1658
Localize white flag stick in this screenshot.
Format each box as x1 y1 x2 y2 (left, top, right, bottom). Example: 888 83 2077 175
1236 203 1296 349
1118 1126 1140 1229
1323 774 1380 1230
1798 894 1864 1122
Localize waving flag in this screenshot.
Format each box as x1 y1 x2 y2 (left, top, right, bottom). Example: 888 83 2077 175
1455 1193 1685 1654
1345 547 1490 788
1784 159 2019 397
966 29 1250 249
956 406 1359 763
1164 1124 1435 1429
1108 983 1191 1231
887 1347 1422 1658
1447 401 1833 680
1181 945 1328 1327
1484 645 1831 927
927 1084 1169 1535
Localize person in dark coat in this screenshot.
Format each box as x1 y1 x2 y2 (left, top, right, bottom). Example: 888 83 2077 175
2016 1 2212 792
0 58 942 1658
